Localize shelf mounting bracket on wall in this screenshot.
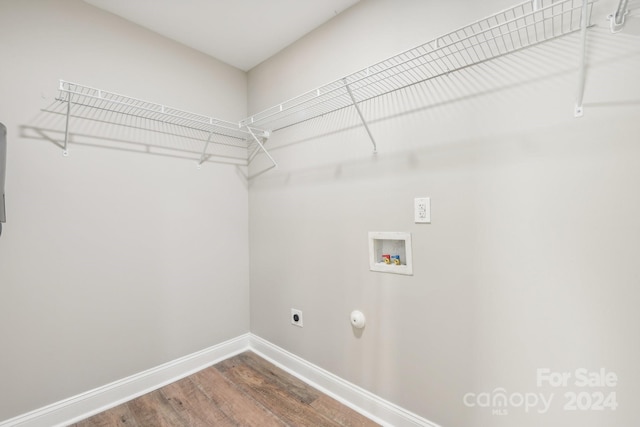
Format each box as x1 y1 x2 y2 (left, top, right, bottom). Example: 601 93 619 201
62 81 71 156
608 0 629 32
343 78 377 153
246 126 277 177
197 131 214 168
574 0 590 117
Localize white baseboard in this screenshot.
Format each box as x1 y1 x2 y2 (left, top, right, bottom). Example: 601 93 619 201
249 334 440 427
0 333 439 427
0 334 251 427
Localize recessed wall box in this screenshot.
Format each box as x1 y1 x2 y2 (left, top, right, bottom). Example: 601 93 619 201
368 232 413 275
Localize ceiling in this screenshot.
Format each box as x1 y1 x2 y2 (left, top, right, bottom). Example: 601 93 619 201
83 0 361 71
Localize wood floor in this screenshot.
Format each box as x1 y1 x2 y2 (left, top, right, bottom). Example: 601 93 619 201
71 351 379 427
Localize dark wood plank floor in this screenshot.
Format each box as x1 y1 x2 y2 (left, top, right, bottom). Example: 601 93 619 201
71 351 379 427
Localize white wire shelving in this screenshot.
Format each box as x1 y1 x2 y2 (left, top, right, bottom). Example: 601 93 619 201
53 80 276 171
48 0 596 173
240 0 596 150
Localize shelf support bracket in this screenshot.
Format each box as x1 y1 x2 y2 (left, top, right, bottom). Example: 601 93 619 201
343 79 377 153
63 92 72 156
247 141 262 164
197 131 214 168
574 0 589 117
608 0 629 33
246 127 277 176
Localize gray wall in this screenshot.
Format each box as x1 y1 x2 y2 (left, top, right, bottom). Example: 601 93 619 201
248 0 640 426
1 0 638 425
0 0 249 421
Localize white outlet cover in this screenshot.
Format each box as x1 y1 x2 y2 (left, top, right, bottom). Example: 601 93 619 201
414 197 431 223
291 308 303 327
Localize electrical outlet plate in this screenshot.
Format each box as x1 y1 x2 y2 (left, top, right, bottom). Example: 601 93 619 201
414 197 431 223
291 308 303 327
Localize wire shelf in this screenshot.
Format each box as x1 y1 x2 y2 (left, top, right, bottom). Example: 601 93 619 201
240 0 596 132
54 80 273 168
47 0 595 174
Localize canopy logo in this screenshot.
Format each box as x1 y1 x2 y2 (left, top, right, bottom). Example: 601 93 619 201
463 388 553 415
463 368 618 416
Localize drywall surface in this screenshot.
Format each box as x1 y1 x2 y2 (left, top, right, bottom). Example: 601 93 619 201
0 0 249 421
247 0 640 426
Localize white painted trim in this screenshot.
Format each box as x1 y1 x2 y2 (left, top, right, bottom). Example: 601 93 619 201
249 334 440 427
0 334 250 427
0 333 439 427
